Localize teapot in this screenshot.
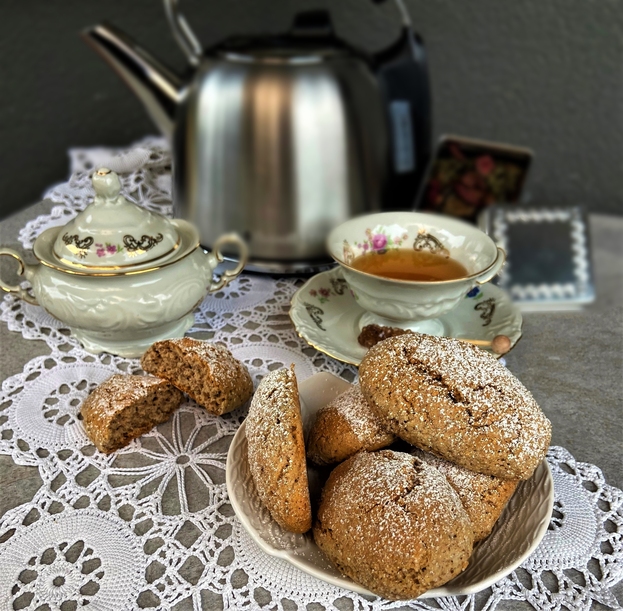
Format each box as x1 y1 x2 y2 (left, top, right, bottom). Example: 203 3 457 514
83 0 431 272
0 169 247 357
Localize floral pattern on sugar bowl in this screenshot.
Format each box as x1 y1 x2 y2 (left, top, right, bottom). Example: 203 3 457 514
61 230 166 262
342 224 410 264
94 242 124 257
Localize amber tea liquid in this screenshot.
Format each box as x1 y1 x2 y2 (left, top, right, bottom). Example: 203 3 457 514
350 249 468 281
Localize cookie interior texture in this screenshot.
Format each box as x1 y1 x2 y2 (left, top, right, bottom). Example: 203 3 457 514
81 374 183 454
313 450 474 600
359 333 551 480
245 365 312 533
141 337 253 415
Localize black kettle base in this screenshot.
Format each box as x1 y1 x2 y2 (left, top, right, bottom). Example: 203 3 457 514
220 255 337 277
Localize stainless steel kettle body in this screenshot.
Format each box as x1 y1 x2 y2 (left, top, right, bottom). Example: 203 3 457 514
174 51 387 270
83 0 431 272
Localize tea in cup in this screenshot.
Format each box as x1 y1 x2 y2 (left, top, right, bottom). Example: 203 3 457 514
326 212 505 336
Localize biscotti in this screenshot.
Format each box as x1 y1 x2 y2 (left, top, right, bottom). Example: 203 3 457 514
307 384 395 466
359 333 551 480
313 450 474 600
412 448 519 541
141 338 253 416
245 365 312 533
81 374 183 454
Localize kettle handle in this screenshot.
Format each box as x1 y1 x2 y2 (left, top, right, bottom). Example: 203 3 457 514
372 0 412 27
164 0 412 67
163 0 203 66
372 0 432 211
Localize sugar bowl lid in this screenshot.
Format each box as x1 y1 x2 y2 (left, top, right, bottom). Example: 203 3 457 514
52 168 179 269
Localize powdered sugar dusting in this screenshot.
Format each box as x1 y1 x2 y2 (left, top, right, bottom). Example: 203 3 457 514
246 367 299 450
330 452 464 531
314 450 473 599
411 448 519 541
245 366 311 533
359 333 552 479
325 385 393 444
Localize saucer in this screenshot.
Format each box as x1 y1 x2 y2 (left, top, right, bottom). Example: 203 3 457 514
289 267 522 365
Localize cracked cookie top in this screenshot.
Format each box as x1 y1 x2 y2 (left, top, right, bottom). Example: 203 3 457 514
313 450 473 599
359 333 551 480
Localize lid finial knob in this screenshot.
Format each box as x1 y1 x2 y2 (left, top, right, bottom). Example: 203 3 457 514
51 167 180 269
92 168 122 203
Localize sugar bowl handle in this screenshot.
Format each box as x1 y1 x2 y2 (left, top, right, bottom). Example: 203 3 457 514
207 234 249 292
0 248 39 305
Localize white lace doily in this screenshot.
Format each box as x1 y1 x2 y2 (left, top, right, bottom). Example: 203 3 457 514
1 138 622 611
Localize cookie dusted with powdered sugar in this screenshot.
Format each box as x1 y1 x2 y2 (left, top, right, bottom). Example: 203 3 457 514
245 365 312 533
313 450 474 600
307 384 395 466
141 338 253 416
359 333 551 480
411 448 519 542
81 374 183 454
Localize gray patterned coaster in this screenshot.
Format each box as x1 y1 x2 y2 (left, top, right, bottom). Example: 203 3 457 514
482 206 594 311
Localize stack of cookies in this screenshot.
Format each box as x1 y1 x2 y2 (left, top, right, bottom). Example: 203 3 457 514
245 332 552 600
81 338 253 454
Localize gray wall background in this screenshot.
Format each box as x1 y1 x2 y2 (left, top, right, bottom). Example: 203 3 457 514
1 0 621 220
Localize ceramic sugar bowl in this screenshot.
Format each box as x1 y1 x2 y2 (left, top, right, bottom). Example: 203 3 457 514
0 169 247 357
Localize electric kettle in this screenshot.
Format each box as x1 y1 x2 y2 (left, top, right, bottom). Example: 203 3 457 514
83 0 431 272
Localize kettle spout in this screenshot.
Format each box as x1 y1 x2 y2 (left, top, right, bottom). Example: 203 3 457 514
82 22 182 139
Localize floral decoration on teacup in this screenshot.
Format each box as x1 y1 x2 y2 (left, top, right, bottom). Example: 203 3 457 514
342 224 410 264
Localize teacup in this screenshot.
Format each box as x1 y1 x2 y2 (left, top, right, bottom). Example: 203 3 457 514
326 211 505 336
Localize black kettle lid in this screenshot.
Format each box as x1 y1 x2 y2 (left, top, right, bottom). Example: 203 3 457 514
214 10 362 62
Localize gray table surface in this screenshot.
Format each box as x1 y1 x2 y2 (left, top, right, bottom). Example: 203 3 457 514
1 201 622 610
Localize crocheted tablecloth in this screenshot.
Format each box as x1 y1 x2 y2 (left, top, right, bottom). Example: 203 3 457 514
0 139 621 611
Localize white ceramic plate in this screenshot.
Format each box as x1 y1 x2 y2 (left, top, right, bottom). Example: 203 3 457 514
289 268 523 365
226 372 554 599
